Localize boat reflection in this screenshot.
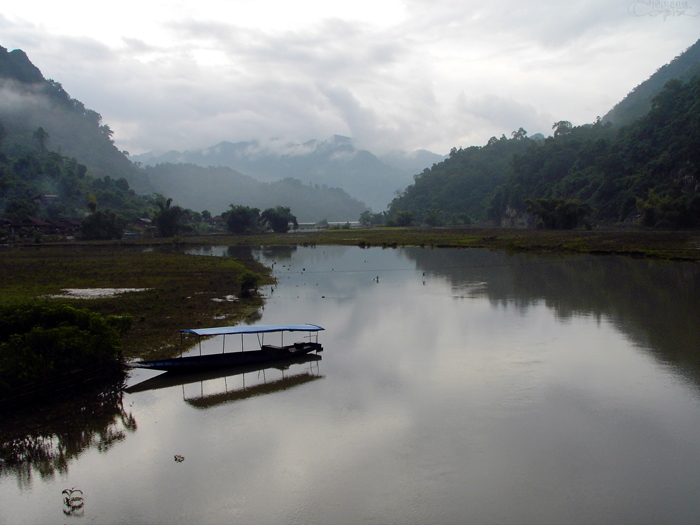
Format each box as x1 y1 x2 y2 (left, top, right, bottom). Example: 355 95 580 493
126 354 323 409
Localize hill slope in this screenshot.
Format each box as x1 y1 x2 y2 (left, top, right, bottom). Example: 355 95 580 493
0 46 152 194
488 76 700 227
602 39 700 126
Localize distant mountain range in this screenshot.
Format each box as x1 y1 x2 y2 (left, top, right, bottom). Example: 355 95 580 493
143 163 368 222
133 137 445 212
0 46 378 221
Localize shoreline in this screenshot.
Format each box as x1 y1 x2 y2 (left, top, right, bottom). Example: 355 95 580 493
8 227 700 261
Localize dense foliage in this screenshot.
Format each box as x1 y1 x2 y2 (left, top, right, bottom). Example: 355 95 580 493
603 38 700 126
224 204 261 233
387 133 538 224
80 209 125 240
490 76 700 228
0 148 154 222
0 303 131 393
222 204 299 233
388 74 700 229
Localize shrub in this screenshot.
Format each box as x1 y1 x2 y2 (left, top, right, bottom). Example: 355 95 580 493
0 303 131 393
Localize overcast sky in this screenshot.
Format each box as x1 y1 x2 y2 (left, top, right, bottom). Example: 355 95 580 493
2 1 699 155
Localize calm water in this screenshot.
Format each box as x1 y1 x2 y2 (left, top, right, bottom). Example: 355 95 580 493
2 246 700 524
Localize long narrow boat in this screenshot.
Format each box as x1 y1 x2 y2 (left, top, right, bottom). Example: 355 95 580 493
129 323 324 373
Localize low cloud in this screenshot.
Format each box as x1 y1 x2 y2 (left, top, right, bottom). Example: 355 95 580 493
1 2 699 156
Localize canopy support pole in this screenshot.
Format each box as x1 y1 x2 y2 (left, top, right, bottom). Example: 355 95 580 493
222 334 226 354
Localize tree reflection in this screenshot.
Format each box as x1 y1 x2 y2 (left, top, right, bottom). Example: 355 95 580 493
404 248 700 387
0 372 136 489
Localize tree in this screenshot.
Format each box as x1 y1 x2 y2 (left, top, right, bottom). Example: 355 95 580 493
80 210 124 240
525 198 591 229
388 210 414 227
154 196 183 237
552 121 573 137
261 206 298 233
224 205 261 234
424 209 443 226
511 127 528 140
87 193 98 213
32 127 50 155
359 210 385 226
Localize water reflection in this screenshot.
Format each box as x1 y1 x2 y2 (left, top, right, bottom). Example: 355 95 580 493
402 248 700 387
127 354 323 409
4 245 700 524
0 373 136 489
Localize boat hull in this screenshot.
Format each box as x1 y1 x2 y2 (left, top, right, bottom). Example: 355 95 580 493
129 342 322 373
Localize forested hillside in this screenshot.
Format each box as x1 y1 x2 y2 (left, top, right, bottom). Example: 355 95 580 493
0 150 154 223
0 45 370 226
0 46 151 194
489 77 700 228
387 131 537 225
389 41 700 230
603 39 700 126
144 163 367 222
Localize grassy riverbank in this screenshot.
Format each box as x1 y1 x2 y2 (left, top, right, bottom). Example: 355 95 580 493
0 248 273 360
46 227 700 260
2 227 698 363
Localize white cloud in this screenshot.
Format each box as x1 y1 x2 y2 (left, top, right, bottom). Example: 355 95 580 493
1 1 699 155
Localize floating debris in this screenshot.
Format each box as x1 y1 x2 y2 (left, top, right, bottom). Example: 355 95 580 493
174 455 185 463
62 487 84 516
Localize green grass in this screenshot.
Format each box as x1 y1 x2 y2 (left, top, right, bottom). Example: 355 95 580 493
0 248 273 360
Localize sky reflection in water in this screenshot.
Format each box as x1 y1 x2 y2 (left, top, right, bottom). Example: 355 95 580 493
2 246 700 524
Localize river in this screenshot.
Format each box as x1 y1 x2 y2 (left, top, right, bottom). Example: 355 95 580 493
2 246 700 524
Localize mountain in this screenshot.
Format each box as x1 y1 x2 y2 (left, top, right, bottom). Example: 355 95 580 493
602 38 700 126
144 163 367 222
0 47 44 84
388 41 700 229
487 76 700 228
134 136 443 212
0 46 366 223
0 46 152 194
387 135 538 224
378 149 446 175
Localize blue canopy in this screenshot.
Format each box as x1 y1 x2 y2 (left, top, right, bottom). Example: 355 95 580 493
181 323 324 337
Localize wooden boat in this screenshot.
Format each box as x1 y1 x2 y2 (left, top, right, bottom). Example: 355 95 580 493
129 323 324 373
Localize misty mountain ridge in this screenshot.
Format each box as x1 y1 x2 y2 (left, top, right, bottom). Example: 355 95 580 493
603 38 700 126
0 46 153 195
143 163 367 223
0 45 369 222
133 136 445 212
